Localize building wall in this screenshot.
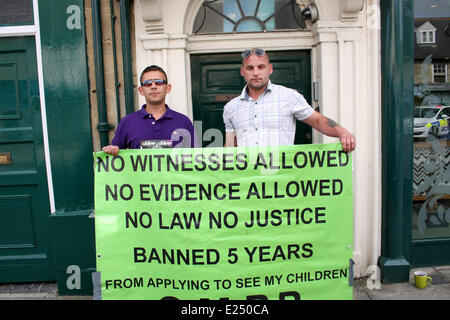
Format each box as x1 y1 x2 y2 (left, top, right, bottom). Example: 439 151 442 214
85 0 138 152
414 62 450 86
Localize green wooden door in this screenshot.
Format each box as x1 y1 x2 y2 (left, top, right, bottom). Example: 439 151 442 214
0 37 55 282
191 51 312 147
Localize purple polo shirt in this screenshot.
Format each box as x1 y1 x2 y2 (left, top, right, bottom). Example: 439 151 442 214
111 105 196 149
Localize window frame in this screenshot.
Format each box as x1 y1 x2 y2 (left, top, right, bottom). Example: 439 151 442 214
432 63 448 83
193 0 306 35
417 29 435 44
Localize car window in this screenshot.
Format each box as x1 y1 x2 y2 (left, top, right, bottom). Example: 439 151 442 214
441 108 450 117
413 108 441 118
423 109 439 118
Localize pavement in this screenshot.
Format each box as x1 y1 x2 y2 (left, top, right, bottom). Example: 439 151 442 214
0 265 449 300
353 265 450 300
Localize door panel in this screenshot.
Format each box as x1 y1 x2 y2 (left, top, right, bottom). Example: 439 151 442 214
191 50 312 147
0 37 54 282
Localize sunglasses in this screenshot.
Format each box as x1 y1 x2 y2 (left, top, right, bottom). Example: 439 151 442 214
241 48 265 59
141 79 167 86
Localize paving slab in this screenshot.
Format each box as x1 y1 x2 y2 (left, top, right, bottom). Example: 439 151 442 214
353 266 450 300
1 266 450 300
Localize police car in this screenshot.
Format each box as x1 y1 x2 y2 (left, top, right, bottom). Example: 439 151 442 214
414 106 450 138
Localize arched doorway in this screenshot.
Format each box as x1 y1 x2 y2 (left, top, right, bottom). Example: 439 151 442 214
187 0 314 147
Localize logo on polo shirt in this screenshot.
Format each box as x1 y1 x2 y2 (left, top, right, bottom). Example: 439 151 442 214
140 140 173 149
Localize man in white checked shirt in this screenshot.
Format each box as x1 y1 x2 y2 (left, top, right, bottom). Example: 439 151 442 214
223 48 356 152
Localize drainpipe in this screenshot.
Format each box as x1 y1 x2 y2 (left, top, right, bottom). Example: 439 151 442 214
110 0 122 124
92 0 110 147
119 0 135 115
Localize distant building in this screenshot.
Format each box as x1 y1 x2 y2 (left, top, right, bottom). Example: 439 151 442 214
414 18 450 105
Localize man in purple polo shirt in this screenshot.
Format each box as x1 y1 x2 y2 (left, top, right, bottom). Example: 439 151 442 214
102 65 196 155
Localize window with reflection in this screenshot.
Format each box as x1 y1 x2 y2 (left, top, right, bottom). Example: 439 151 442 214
412 0 450 239
0 0 33 26
193 0 306 34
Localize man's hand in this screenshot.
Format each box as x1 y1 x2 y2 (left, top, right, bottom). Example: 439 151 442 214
102 145 120 156
339 132 356 152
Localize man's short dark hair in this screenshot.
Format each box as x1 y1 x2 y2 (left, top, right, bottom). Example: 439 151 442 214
140 65 168 84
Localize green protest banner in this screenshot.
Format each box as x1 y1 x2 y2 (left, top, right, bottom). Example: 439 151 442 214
94 143 353 300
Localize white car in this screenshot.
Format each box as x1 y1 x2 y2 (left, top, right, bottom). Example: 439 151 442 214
413 106 450 138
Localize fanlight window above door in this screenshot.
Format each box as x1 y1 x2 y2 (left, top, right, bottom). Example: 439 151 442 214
193 0 306 34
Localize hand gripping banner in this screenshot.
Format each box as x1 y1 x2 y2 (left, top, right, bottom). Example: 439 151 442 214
94 143 353 300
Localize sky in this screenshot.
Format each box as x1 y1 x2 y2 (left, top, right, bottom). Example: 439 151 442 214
414 0 450 18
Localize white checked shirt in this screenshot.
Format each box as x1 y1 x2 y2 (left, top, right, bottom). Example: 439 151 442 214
223 81 314 146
